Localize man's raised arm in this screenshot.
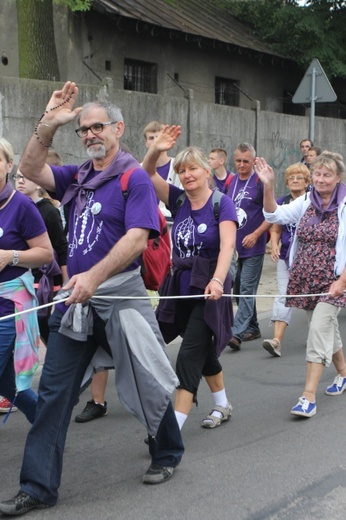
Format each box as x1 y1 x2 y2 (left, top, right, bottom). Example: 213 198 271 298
19 81 82 192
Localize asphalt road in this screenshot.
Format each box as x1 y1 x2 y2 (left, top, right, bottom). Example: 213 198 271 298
2 270 346 519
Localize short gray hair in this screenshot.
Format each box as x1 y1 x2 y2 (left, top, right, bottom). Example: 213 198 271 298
78 101 124 125
234 142 256 158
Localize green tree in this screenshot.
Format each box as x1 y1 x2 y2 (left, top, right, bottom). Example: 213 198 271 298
15 0 91 80
220 0 346 78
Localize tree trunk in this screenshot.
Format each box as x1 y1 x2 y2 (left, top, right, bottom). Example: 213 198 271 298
16 0 60 80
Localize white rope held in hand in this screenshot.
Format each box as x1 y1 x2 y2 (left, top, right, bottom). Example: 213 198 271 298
0 290 333 322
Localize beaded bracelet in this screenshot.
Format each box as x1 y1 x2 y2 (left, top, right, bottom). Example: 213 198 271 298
34 122 53 148
210 277 224 289
34 95 72 148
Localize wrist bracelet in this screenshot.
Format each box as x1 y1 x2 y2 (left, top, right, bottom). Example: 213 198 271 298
33 95 72 148
34 116 53 148
210 277 224 289
34 125 53 148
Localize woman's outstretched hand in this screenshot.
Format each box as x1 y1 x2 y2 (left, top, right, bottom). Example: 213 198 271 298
254 157 275 186
154 125 181 153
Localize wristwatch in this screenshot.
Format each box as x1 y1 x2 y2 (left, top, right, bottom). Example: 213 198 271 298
10 250 19 266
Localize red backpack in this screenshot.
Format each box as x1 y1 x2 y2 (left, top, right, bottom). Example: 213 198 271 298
120 169 171 291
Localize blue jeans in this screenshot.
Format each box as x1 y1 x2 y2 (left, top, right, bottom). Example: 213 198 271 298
232 255 264 340
20 310 184 506
0 318 37 423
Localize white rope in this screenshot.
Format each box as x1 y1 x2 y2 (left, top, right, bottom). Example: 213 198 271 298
0 290 333 322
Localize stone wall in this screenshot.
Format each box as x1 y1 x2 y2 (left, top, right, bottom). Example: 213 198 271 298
1 77 345 195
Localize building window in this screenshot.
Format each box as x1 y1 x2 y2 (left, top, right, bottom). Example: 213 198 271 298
105 60 111 71
124 59 157 93
215 77 239 106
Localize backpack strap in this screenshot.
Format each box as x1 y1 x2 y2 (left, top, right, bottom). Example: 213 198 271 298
172 191 187 218
120 168 137 201
172 189 223 221
224 173 234 192
211 189 223 221
225 173 236 193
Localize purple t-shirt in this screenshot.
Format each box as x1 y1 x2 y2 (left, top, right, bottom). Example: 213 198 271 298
227 172 266 258
168 185 238 293
276 195 296 260
51 165 159 277
0 191 47 316
213 171 233 194
157 160 171 181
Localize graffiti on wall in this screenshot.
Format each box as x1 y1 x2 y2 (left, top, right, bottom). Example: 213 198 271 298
269 132 302 196
270 132 300 171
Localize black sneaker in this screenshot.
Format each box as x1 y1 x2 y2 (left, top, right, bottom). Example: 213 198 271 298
142 464 174 484
0 491 51 516
75 400 107 423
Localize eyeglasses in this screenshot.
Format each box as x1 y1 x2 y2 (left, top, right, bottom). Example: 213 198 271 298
287 175 305 181
75 121 117 138
13 174 25 181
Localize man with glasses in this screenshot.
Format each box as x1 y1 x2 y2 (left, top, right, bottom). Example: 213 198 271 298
0 81 184 516
227 143 271 351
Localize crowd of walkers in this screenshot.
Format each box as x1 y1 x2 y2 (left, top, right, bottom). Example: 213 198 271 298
0 82 346 517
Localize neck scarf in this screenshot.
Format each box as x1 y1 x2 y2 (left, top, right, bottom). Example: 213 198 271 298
307 183 346 225
60 148 140 216
0 181 14 208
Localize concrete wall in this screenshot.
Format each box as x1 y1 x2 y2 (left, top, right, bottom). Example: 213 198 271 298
66 10 301 113
0 1 301 114
0 76 345 196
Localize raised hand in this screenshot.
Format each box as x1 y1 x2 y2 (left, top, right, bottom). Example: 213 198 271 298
42 81 82 127
254 157 275 186
154 125 181 152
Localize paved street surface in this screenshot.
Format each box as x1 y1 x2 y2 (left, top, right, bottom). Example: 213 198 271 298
1 254 346 519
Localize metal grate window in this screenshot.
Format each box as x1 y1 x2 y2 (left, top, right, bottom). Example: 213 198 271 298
215 77 239 106
124 59 157 93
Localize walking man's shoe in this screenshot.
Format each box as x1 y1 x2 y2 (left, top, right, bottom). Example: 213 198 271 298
0 491 51 516
242 331 261 342
143 464 174 484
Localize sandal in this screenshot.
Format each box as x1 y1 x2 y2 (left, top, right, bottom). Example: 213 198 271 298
201 403 233 429
262 338 281 357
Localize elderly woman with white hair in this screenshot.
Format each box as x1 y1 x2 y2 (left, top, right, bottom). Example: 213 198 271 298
256 151 346 418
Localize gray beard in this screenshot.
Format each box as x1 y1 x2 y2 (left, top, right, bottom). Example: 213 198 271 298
87 144 106 159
